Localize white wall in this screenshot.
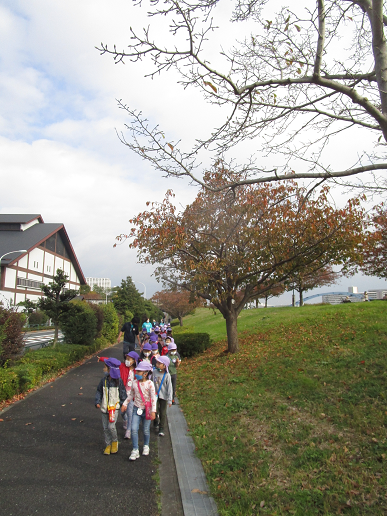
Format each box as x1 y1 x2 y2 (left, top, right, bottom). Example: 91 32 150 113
4 267 16 289
44 251 55 275
29 248 44 274
54 256 64 273
18 254 28 268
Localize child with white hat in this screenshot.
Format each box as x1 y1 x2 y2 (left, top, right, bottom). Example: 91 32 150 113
152 355 173 436
122 361 156 461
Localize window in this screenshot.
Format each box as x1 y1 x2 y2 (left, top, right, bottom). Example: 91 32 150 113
46 265 51 273
17 277 43 290
33 261 39 268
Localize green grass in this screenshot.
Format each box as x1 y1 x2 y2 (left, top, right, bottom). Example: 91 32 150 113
177 302 387 515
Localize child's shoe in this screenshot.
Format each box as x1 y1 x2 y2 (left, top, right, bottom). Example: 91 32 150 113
124 429 131 439
129 449 140 461
103 445 111 455
158 431 165 437
142 445 150 456
111 441 118 454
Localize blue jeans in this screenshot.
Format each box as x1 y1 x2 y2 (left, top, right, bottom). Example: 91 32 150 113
131 406 151 450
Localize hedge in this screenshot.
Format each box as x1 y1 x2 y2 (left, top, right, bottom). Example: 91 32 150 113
173 333 211 358
0 336 110 403
60 301 97 346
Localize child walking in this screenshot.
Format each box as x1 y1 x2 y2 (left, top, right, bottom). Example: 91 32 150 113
122 351 139 439
122 361 156 461
152 356 172 437
167 340 181 405
95 357 126 455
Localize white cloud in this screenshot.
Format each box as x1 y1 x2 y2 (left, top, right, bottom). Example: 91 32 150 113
0 0 385 304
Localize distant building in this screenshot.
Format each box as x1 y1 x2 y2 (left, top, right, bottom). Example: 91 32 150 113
86 277 111 291
0 214 86 306
82 291 106 305
322 286 387 305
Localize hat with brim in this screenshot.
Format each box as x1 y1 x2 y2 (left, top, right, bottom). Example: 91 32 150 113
104 357 121 379
151 343 159 351
168 342 177 351
126 351 139 363
156 356 170 372
143 342 152 351
149 334 158 342
135 361 153 372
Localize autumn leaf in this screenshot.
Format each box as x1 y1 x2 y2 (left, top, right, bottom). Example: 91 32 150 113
295 24 301 32
167 143 174 151
203 80 217 93
191 489 208 494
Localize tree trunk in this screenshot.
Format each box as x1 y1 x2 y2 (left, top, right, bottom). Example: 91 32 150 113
225 310 239 353
178 316 183 326
265 296 268 308
299 289 304 307
53 323 58 348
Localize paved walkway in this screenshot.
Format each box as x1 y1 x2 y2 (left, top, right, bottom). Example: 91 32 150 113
0 344 159 516
0 343 218 516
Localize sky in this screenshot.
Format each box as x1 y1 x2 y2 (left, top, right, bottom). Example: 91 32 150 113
1 0 386 304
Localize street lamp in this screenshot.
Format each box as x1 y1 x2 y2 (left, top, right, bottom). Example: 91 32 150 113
0 249 27 292
136 281 147 300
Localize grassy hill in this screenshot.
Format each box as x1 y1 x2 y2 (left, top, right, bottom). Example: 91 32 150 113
176 302 387 515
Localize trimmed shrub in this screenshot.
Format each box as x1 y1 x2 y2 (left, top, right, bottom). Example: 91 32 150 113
28 310 48 327
174 333 211 358
60 301 97 346
0 306 25 365
0 368 19 402
101 304 119 343
13 363 42 390
89 304 104 337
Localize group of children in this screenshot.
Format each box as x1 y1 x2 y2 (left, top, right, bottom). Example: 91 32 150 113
95 322 181 461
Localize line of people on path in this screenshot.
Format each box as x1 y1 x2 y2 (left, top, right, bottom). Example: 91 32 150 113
95 321 181 461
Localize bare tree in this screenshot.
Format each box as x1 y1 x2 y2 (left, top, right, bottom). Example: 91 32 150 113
98 0 387 191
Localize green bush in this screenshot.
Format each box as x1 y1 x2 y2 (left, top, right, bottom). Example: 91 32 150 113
60 301 97 346
88 336 109 354
174 333 211 358
89 304 104 337
13 363 42 390
101 304 119 343
0 335 114 403
0 368 19 402
0 305 25 365
28 310 48 326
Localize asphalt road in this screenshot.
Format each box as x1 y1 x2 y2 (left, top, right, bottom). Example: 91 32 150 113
23 329 64 350
0 343 159 516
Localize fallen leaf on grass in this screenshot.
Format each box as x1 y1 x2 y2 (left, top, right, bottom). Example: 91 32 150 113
71 418 76 421
346 499 352 506
372 437 378 443
62 404 66 407
192 489 208 494
260 501 265 508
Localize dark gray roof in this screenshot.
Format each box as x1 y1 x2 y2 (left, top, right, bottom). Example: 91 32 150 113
0 223 62 264
0 214 43 224
0 222 86 284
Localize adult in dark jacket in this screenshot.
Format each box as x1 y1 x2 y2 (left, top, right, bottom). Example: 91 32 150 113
117 316 141 359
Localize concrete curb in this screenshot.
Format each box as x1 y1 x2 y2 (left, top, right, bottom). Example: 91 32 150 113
168 398 218 516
